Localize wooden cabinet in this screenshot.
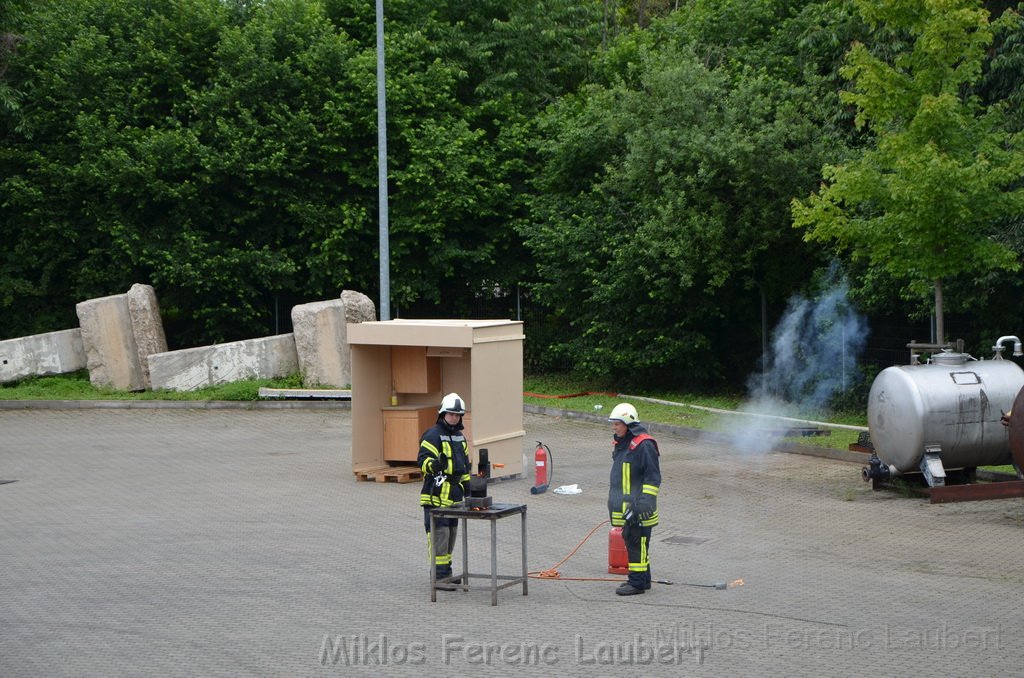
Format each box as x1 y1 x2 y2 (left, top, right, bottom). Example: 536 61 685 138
391 346 441 394
381 408 474 464
382 406 437 462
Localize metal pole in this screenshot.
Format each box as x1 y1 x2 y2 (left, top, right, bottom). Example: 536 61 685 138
375 0 391 320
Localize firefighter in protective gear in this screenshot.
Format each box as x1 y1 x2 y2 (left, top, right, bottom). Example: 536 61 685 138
418 392 472 588
607 402 662 596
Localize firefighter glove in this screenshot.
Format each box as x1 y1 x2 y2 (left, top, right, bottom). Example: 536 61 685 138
634 494 655 521
622 500 636 525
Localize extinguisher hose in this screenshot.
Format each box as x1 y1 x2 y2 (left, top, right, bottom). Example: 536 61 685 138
544 443 553 486
528 518 733 589
528 519 621 582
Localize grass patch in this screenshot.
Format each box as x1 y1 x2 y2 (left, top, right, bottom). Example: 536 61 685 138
980 465 1019 476
0 370 307 401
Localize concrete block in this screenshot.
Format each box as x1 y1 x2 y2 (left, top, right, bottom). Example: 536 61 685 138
148 334 299 391
291 290 376 387
76 294 145 391
341 289 377 324
75 284 167 391
127 283 168 388
0 328 87 384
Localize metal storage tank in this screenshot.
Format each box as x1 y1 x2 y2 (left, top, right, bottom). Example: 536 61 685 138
1007 386 1024 472
867 351 1024 475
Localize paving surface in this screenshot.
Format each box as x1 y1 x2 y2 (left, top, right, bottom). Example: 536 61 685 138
1 405 1023 677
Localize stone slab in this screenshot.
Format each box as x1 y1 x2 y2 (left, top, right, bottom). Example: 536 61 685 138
147 334 299 391
291 290 376 387
126 283 168 388
75 293 144 391
257 387 352 399
0 329 87 383
75 284 167 391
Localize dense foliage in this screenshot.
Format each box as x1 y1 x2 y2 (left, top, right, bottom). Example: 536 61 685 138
2 0 1022 393
793 0 1024 344
522 2 856 386
1 0 600 344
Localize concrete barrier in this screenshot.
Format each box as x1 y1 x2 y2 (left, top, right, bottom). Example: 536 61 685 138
147 334 299 391
76 283 167 391
291 290 376 387
0 329 87 384
6 286 375 392
126 283 168 388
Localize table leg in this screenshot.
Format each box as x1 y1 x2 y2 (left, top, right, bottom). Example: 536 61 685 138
491 517 498 606
430 511 437 602
460 517 469 590
521 509 528 596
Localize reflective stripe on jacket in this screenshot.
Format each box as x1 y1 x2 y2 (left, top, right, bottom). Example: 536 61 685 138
418 418 471 507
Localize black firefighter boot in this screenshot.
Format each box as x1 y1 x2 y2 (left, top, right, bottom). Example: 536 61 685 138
616 580 646 596
435 567 456 591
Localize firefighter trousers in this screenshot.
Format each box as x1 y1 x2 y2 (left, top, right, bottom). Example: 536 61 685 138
423 507 458 574
622 523 653 590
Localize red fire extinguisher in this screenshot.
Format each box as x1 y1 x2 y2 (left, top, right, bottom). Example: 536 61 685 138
608 526 629 574
530 441 552 494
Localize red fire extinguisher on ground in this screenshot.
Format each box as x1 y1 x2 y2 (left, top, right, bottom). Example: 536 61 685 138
530 441 552 494
608 527 629 574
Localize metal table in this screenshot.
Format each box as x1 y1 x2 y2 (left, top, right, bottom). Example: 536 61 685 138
429 503 528 606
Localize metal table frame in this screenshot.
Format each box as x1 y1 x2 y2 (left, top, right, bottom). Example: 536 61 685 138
429 503 528 606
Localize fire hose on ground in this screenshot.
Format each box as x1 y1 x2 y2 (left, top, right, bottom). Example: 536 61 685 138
528 518 743 590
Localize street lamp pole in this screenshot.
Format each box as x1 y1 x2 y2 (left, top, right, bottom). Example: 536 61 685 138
375 0 391 320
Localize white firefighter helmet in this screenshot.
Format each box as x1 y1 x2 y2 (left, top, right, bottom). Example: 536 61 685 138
438 392 466 415
608 402 638 425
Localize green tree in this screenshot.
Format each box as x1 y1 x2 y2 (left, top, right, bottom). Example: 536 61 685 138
0 0 236 339
381 0 602 315
524 42 835 386
1 0 605 343
792 0 1024 344
0 0 23 117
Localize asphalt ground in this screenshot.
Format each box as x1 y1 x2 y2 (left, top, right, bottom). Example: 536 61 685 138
1 403 1023 677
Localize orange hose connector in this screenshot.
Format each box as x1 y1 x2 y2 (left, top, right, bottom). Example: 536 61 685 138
527 518 627 583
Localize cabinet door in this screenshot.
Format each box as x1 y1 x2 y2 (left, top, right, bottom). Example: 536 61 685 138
382 407 437 462
391 346 441 393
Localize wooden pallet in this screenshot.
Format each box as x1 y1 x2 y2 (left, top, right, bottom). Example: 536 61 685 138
353 465 423 484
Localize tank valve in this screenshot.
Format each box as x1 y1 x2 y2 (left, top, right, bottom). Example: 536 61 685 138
992 335 1023 358
861 453 891 490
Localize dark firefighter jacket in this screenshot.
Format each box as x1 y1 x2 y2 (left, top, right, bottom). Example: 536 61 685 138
607 422 662 527
417 415 471 507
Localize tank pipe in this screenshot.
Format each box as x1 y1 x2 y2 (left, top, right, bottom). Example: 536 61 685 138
620 394 869 432
992 336 1023 358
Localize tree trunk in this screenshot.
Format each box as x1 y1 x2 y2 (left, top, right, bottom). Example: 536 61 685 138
934 278 944 346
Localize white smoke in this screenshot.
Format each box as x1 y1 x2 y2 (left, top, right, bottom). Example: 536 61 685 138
724 266 868 455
